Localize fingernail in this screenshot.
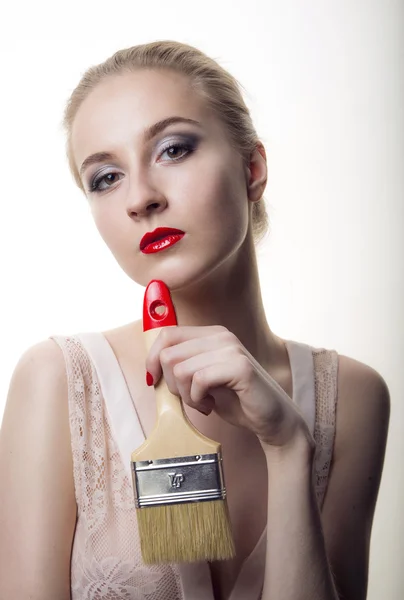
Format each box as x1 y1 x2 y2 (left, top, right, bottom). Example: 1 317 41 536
146 371 154 387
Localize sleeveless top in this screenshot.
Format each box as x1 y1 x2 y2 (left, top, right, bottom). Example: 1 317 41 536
49 332 339 600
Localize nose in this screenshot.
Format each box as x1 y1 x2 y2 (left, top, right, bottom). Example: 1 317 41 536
125 173 168 220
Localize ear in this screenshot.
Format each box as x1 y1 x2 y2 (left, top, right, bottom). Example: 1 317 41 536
246 142 267 203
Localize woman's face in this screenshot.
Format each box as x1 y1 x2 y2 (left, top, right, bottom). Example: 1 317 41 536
71 69 255 291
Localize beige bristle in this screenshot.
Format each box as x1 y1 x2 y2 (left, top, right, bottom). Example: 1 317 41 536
136 499 235 564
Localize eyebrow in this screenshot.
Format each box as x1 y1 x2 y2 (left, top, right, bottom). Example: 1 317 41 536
79 116 203 177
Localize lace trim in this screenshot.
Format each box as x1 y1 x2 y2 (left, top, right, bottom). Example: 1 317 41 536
312 348 339 508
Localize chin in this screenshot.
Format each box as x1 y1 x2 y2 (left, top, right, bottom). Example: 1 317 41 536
132 259 219 294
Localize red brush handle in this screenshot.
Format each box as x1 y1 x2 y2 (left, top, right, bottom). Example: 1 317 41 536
143 280 178 331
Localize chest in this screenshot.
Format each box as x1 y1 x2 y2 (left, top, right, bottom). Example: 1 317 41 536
78 328 334 600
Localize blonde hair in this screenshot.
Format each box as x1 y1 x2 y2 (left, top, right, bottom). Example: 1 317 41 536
62 40 269 245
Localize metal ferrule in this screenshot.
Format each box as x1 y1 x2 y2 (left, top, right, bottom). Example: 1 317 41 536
131 452 226 508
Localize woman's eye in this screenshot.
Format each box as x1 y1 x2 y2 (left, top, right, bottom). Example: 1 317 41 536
89 172 123 193
159 142 192 161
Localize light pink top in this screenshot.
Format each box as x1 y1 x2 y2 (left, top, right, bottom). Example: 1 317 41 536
50 333 338 600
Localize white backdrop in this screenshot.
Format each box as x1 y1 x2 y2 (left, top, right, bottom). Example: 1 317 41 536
0 1 403 598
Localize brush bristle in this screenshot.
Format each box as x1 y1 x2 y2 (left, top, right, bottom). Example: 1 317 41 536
136 499 235 564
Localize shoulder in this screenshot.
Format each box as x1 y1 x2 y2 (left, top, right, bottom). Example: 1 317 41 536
308 343 390 434
3 338 70 435
337 353 390 397
335 354 390 459
9 338 68 390
2 337 73 471
311 346 391 463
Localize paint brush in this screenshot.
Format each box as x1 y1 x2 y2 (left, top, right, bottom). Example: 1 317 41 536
131 279 235 564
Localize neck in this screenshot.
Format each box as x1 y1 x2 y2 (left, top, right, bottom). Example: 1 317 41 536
165 232 283 371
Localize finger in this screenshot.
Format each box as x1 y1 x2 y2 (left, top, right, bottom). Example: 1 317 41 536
189 356 252 400
158 334 232 386
145 325 230 383
190 362 248 426
172 347 237 413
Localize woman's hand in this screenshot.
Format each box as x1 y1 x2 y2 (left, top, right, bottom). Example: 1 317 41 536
145 325 315 453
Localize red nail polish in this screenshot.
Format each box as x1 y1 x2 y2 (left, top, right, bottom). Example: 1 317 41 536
146 371 154 387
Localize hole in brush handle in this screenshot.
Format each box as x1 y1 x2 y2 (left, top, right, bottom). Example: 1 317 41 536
150 300 167 319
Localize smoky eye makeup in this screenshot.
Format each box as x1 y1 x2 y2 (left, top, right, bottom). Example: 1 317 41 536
158 132 200 150
154 134 199 162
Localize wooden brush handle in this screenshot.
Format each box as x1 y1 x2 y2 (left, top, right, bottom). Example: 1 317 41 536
131 327 220 462
144 327 188 423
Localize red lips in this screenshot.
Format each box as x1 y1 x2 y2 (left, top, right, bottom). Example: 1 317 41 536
140 227 185 252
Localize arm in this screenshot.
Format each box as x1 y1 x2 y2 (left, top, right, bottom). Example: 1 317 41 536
0 340 77 600
261 356 390 600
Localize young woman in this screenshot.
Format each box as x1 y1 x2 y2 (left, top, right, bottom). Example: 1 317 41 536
0 41 390 600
